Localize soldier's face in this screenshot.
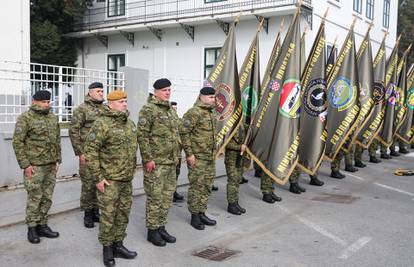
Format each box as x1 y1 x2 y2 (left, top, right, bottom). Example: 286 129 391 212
154 87 171 101
109 99 128 112
89 88 104 101
32 99 50 109
200 95 216 107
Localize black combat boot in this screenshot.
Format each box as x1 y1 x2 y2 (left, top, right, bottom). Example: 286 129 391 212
173 191 184 202
345 165 358 172
254 169 263 178
113 241 137 259
381 153 392 159
236 202 246 213
103 246 115 267
239 177 249 184
330 170 345 179
289 182 301 194
354 160 366 168
147 229 166 246
296 182 306 192
92 208 100 223
190 213 205 230
227 203 242 215
158 226 176 243
27 227 40 244
36 225 59 238
199 213 216 226
309 175 324 186
399 147 410 154
262 193 276 203
211 185 219 191
369 156 381 163
390 150 400 157
271 192 282 202
84 210 94 228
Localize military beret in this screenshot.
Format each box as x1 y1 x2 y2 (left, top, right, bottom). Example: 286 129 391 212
88 82 103 89
170 101 177 106
33 90 51 101
153 78 171 90
107 90 127 101
200 86 216 95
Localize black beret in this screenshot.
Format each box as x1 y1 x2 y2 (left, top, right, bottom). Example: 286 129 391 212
153 78 171 90
170 101 177 106
200 86 216 95
33 90 51 101
88 82 103 89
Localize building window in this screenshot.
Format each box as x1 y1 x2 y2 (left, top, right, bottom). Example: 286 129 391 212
204 47 221 78
107 0 125 17
383 0 390 28
204 0 227 3
107 54 125 89
366 0 374 19
353 0 362 13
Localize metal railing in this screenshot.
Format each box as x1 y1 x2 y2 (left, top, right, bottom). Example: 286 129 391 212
0 61 124 124
73 0 311 32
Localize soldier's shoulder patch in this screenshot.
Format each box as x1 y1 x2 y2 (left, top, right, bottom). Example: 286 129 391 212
139 118 147 126
15 126 23 134
183 119 191 127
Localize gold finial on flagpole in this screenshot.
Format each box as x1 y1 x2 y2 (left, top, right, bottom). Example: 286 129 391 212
323 7 330 21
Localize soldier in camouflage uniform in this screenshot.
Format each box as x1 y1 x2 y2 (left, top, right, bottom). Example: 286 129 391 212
69 82 106 228
84 90 138 267
224 124 247 215
368 140 381 163
137 78 181 247
171 101 184 203
12 90 61 244
330 149 358 179
354 144 367 168
180 86 218 230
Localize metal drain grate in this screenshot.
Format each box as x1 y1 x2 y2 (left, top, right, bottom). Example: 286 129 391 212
193 246 240 261
311 193 360 204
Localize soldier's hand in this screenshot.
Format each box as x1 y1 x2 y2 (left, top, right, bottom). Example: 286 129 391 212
240 144 247 155
187 155 196 167
24 166 34 180
79 154 86 167
55 162 59 172
145 161 156 173
96 179 111 193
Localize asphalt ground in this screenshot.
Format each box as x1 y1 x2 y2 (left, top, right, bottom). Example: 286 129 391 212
0 150 413 267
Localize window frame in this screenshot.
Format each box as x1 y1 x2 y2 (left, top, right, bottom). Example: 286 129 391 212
353 0 362 14
366 0 374 20
107 0 126 18
204 0 227 3
203 47 221 79
382 0 390 28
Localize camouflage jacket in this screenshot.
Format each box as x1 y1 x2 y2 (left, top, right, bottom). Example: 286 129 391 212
84 109 138 182
180 98 217 161
69 95 106 156
225 124 246 152
12 105 61 169
137 95 181 165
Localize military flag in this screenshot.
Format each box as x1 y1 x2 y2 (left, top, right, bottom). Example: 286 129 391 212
245 8 302 185
326 37 338 77
324 20 360 161
297 14 327 175
377 36 401 146
396 64 414 143
393 45 411 135
343 26 375 151
239 23 261 125
261 19 284 98
355 33 387 148
206 20 242 155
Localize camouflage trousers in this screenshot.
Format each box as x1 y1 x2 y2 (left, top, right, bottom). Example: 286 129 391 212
354 144 363 162
79 163 98 210
24 164 57 227
368 140 378 157
331 150 353 171
187 159 215 213
98 180 133 246
143 164 176 230
176 158 182 180
261 172 274 194
225 150 243 204
289 167 301 183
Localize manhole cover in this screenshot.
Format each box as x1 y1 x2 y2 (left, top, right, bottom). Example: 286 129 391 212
311 193 360 204
193 246 240 261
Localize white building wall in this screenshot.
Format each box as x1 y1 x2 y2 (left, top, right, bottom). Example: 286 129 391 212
78 1 398 116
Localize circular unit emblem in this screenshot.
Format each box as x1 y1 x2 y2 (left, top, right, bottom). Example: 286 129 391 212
303 78 327 117
215 83 235 121
407 87 414 110
241 86 258 117
279 79 301 118
328 76 355 111
372 82 385 105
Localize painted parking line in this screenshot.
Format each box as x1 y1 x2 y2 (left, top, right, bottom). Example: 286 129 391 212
338 236 372 259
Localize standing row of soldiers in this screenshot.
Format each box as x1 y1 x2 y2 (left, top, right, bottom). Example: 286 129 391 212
12 80 411 267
